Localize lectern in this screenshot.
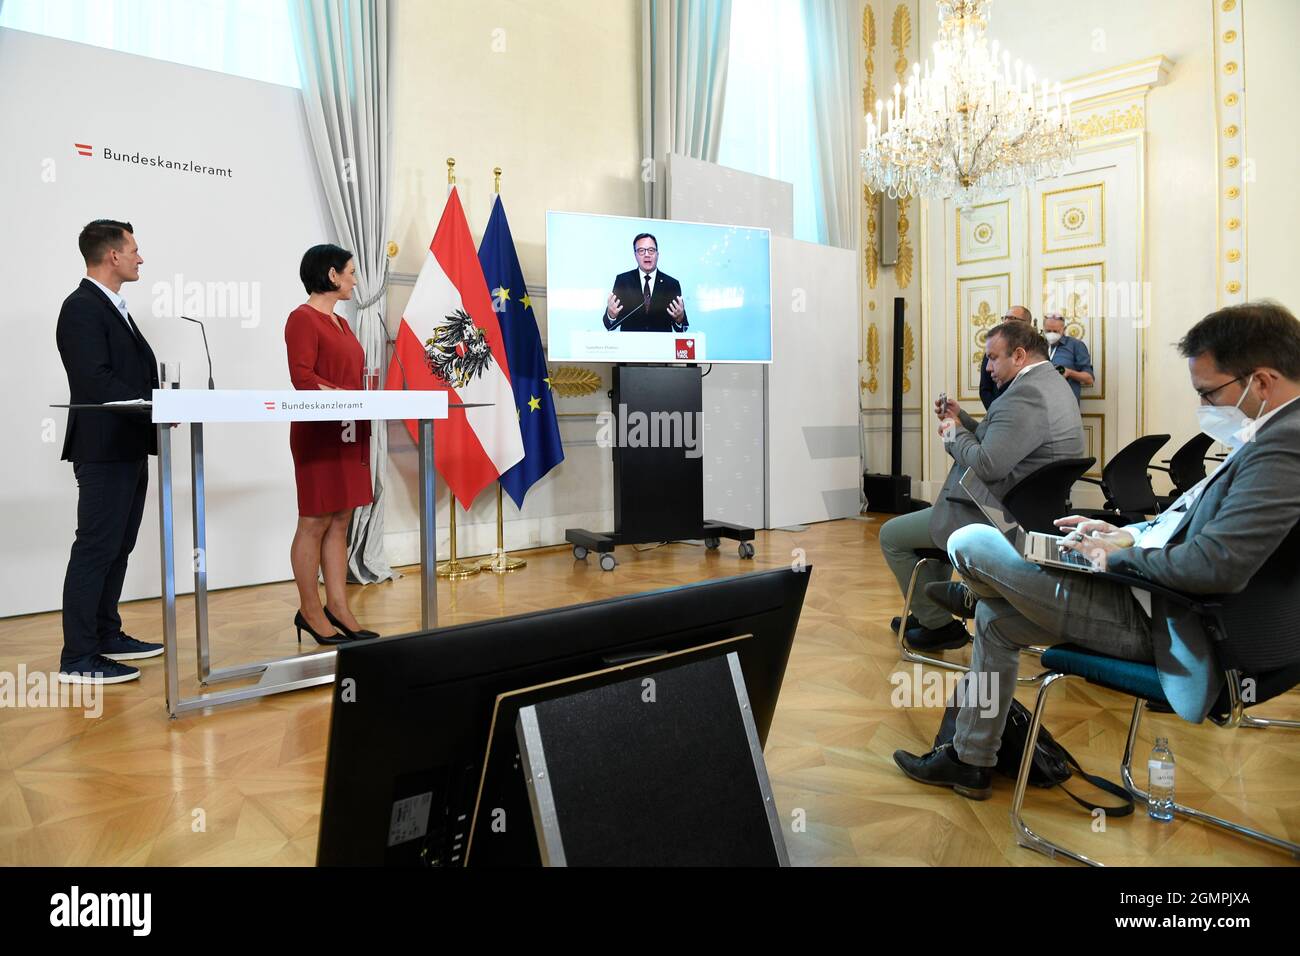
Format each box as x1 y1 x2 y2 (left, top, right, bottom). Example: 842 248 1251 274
149 389 450 717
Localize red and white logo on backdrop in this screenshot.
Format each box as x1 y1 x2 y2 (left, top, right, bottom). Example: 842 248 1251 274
74 142 93 157
675 338 696 360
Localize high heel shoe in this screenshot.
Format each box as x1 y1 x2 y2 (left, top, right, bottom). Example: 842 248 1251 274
295 610 350 646
325 606 379 640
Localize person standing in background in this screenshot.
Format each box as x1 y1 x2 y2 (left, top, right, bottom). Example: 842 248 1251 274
979 305 1034 409
284 244 377 645
56 220 164 685
1043 312 1095 403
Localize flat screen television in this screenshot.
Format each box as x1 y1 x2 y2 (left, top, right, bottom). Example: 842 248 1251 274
316 567 810 866
544 210 772 364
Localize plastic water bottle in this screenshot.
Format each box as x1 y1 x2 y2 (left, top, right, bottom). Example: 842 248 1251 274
1147 737 1175 822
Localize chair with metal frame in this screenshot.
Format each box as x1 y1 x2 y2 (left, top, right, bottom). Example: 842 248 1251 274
1010 519 1300 866
896 457 1096 681
1148 432 1216 511
1073 434 1170 523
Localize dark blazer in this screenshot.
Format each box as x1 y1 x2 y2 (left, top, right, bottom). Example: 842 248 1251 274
56 278 159 462
979 361 1007 409
602 269 688 333
1109 398 1300 723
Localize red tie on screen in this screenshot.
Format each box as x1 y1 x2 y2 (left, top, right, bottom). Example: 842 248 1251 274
643 274 651 311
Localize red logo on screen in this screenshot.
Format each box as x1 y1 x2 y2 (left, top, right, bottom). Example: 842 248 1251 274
263 401 277 411
675 338 696 360
74 143 93 157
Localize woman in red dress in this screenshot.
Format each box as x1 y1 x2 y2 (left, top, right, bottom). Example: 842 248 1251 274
285 244 377 644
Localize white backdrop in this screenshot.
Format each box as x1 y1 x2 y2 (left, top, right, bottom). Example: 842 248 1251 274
0 27 331 617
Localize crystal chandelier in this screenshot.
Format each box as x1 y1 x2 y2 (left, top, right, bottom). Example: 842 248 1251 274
860 0 1076 202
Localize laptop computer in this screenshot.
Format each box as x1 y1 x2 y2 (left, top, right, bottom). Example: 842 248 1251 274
957 468 1097 574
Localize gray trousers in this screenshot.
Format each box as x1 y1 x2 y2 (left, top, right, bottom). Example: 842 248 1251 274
945 524 1154 767
878 506 954 629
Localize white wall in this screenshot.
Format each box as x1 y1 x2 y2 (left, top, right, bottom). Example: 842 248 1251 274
0 28 331 618
381 0 643 561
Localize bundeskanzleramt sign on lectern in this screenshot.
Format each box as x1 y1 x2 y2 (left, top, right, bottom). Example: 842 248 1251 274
151 389 450 718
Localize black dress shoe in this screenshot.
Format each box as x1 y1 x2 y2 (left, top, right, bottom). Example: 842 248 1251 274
893 743 993 800
924 581 979 619
890 613 921 634
325 607 379 640
904 619 971 651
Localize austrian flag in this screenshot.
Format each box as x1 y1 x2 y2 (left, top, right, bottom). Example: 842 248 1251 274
387 188 524 507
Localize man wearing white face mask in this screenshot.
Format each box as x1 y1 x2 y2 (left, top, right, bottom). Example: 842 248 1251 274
892 301 1300 799
1043 313 1094 403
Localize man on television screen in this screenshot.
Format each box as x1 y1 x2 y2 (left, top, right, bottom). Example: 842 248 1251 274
602 233 688 333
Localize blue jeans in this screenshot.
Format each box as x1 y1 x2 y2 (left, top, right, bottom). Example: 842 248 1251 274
944 524 1154 767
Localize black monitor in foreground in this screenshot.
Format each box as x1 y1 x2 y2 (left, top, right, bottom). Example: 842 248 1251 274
316 567 811 866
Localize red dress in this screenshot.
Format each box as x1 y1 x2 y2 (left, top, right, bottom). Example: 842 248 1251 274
285 304 373 516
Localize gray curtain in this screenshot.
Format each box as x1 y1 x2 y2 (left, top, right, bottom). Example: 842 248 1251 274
289 0 394 583
641 0 733 217
802 0 858 248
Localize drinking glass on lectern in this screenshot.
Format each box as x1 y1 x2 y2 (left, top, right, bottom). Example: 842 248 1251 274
160 361 181 389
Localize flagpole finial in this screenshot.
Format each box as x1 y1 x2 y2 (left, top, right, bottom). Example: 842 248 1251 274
493 167 502 194
386 240 398 258
446 157 456 185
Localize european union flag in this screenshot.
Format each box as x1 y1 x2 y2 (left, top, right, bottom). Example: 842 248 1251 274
478 195 564 507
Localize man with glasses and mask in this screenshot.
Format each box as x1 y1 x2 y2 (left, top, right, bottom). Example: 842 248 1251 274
602 232 688 333
892 301 1300 800
979 305 1033 409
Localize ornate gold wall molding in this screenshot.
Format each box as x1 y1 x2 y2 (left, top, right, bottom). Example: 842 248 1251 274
864 185 879 290
865 324 880 394
1071 104 1144 141
896 195 913 288
862 3 876 115
891 3 911 84
1214 0 1247 305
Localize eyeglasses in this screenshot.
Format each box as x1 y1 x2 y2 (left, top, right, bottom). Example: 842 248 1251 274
1195 375 1245 402
635 247 657 255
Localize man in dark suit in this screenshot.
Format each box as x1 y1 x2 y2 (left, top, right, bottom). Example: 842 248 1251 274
979 305 1033 408
56 220 164 685
894 301 1300 800
602 232 688 333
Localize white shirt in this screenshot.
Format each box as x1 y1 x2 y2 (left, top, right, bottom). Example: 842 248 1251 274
1124 394 1300 614
86 276 132 328
1012 359 1050 383
637 269 657 297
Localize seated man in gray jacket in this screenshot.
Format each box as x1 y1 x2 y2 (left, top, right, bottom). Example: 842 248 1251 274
894 301 1300 799
879 320 1086 651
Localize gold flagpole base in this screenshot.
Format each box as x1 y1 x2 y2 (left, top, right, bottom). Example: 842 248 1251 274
478 549 527 574
436 558 481 579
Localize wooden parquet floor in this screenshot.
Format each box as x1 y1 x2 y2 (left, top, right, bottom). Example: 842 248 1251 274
1 517 1297 866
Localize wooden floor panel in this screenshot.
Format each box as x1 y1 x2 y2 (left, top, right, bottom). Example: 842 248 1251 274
1 516 1296 866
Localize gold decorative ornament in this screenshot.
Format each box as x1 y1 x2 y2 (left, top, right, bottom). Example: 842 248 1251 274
1226 281 1241 294
868 300 877 311
1226 217 1240 230
386 240 399 258
1222 0 1236 10
1227 187 1240 200
1224 61 1238 74
862 4 876 116
901 321 915 394
866 324 881 394
1061 207 1085 231
1223 30 1237 43
864 185 879 290
973 222 994 243
1225 92 1239 107
546 366 602 397
1226 155 1239 168
446 157 456 185
1227 249 1241 262
891 4 911 84
1071 104 1144 141
896 195 913 289
1224 124 1238 137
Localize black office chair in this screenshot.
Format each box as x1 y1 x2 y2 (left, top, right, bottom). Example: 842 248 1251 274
1074 434 1170 524
1149 432 1216 510
896 457 1096 681
1011 520 1300 866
